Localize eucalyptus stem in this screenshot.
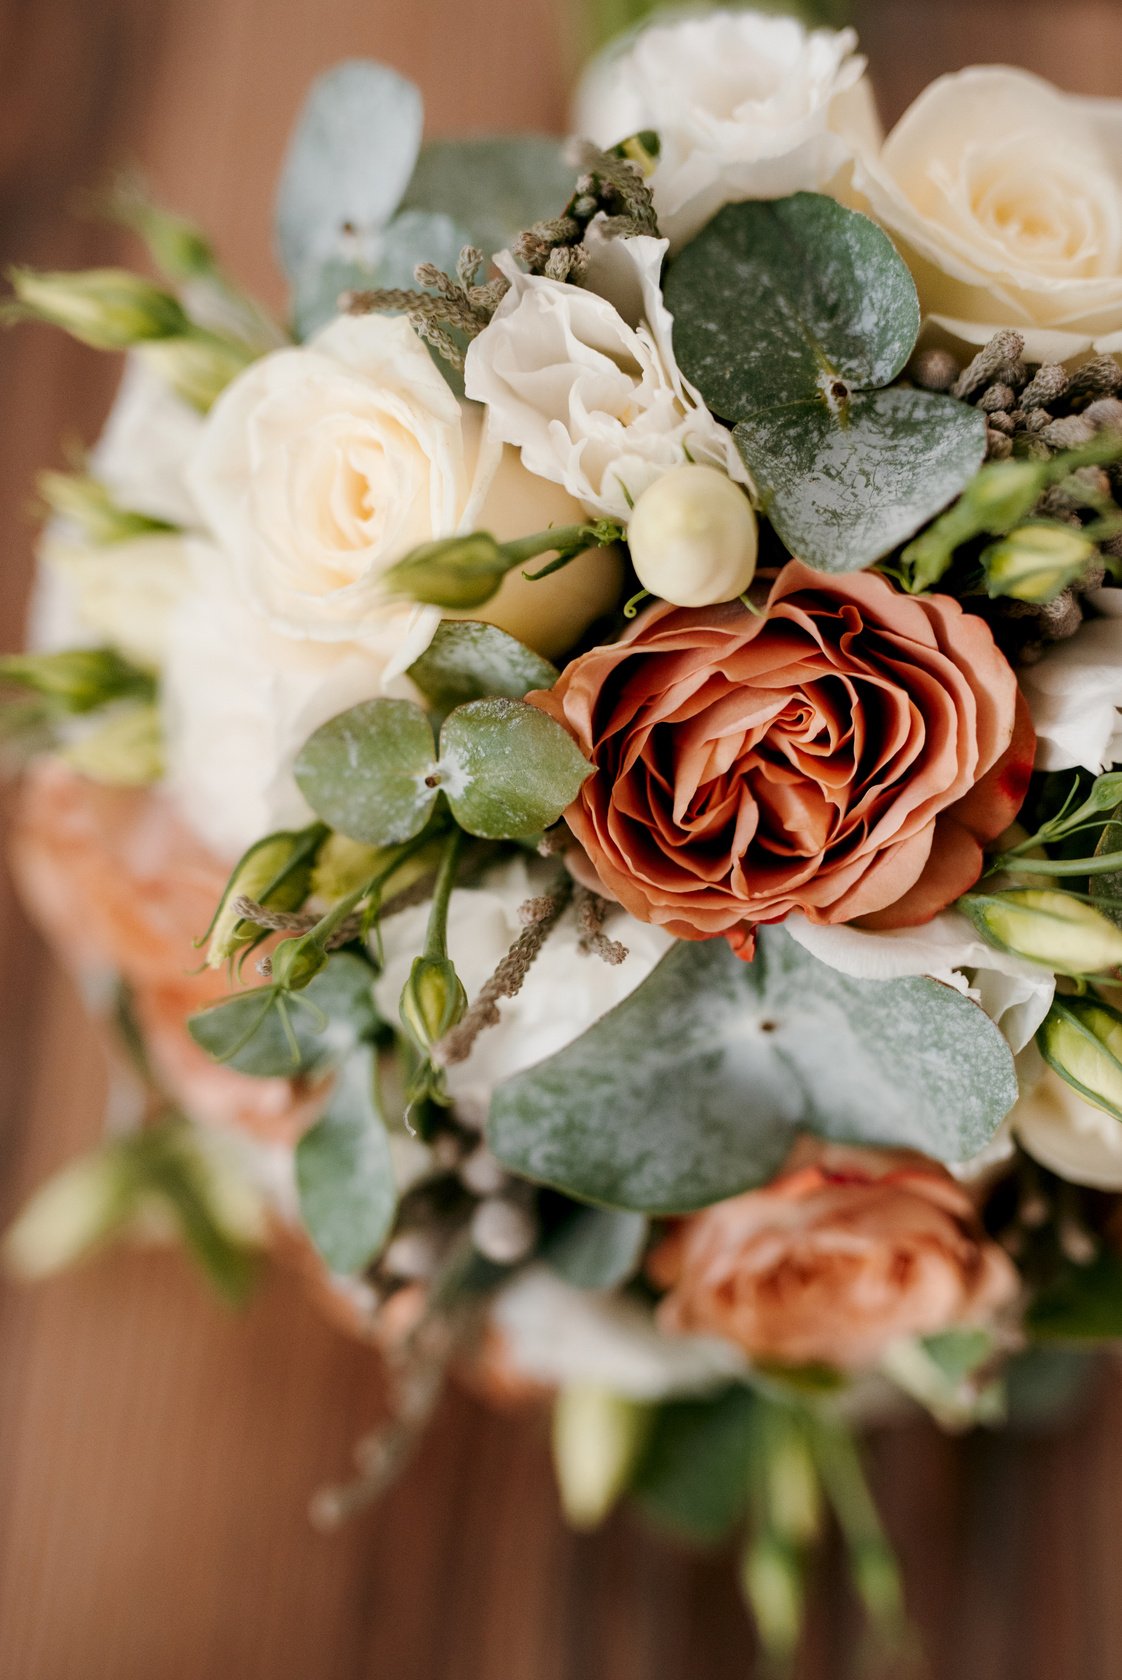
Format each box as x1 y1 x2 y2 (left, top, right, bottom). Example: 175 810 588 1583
423 828 465 962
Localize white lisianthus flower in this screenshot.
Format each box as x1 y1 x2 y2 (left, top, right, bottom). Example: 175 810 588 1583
573 9 876 246
463 237 743 522
188 313 500 646
374 857 674 1127
161 543 420 859
491 1267 745 1400
1018 590 1122 773
1011 1063 1122 1190
785 909 1055 1054
31 358 202 666
854 68 1122 360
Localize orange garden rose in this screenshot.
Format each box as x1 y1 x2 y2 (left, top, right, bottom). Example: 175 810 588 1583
649 1139 1018 1369
531 561 1033 946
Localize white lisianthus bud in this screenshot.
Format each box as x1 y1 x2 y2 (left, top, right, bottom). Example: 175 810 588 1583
551 1385 651 1530
982 522 1098 604
627 464 758 607
1038 997 1122 1119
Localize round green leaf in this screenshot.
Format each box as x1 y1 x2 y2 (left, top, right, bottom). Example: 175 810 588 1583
437 697 592 839
665 194 920 419
488 929 1018 1213
399 136 576 260
294 698 438 846
407 620 559 712
734 388 987 572
296 1047 397 1274
188 953 378 1078
275 61 423 286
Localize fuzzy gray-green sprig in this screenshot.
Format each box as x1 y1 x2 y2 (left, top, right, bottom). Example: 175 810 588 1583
343 245 505 369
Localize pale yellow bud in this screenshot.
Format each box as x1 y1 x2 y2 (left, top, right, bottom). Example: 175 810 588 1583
963 888 1122 975
627 464 758 607
551 1385 651 1530
63 703 164 786
1038 998 1122 1120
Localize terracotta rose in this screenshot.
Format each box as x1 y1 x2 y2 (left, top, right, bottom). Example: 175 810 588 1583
649 1139 1018 1369
530 562 1033 945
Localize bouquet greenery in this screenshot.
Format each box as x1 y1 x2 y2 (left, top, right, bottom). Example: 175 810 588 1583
8 8 1122 1659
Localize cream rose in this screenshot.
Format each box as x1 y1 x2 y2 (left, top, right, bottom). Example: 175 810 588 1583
188 311 618 661
854 68 1122 360
464 237 744 522
188 313 486 647
573 9 876 246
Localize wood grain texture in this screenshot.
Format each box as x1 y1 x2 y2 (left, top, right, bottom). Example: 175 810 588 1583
3 2 1122 1675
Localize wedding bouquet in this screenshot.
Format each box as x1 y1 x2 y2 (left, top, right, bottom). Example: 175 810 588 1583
9 6 1122 1655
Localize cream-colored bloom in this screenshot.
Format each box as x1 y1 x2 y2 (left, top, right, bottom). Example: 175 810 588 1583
491 1267 745 1400
374 857 674 1127
785 909 1055 1054
464 237 743 522
854 68 1122 359
161 543 416 859
1019 590 1122 772
188 313 498 646
32 358 202 666
627 463 757 605
573 9 875 245
1012 1062 1122 1189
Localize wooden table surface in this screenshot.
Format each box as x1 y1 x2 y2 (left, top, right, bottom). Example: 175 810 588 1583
4 3 1122 1675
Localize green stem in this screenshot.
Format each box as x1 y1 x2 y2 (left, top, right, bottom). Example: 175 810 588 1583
423 828 464 962
989 849 1122 878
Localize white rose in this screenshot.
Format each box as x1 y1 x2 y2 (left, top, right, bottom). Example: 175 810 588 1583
1012 1063 1122 1189
1018 590 1122 773
464 237 744 522
573 9 876 246
785 909 1055 1054
188 313 498 648
491 1267 745 1400
161 543 421 859
854 68 1122 360
374 857 674 1127
93 355 205 527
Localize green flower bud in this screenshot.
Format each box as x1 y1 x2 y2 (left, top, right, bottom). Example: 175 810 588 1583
269 936 329 991
1038 996 1122 1121
382 532 512 609
983 521 1097 603
962 888 1122 974
104 177 217 282
38 469 175 544
399 954 467 1052
0 647 152 714
551 1386 651 1530
6 266 190 349
140 330 257 412
204 824 325 969
63 703 164 786
3 1149 136 1279
964 458 1044 528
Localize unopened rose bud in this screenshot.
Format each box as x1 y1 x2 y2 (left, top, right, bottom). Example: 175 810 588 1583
381 532 512 609
962 888 1122 974
982 521 1097 603
63 703 164 786
6 266 190 349
627 464 758 607
399 955 467 1053
551 1385 651 1530
0 647 151 714
38 469 174 544
1038 997 1122 1120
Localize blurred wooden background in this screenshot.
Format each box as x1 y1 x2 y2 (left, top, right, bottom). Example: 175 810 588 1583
4 2 1122 1675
